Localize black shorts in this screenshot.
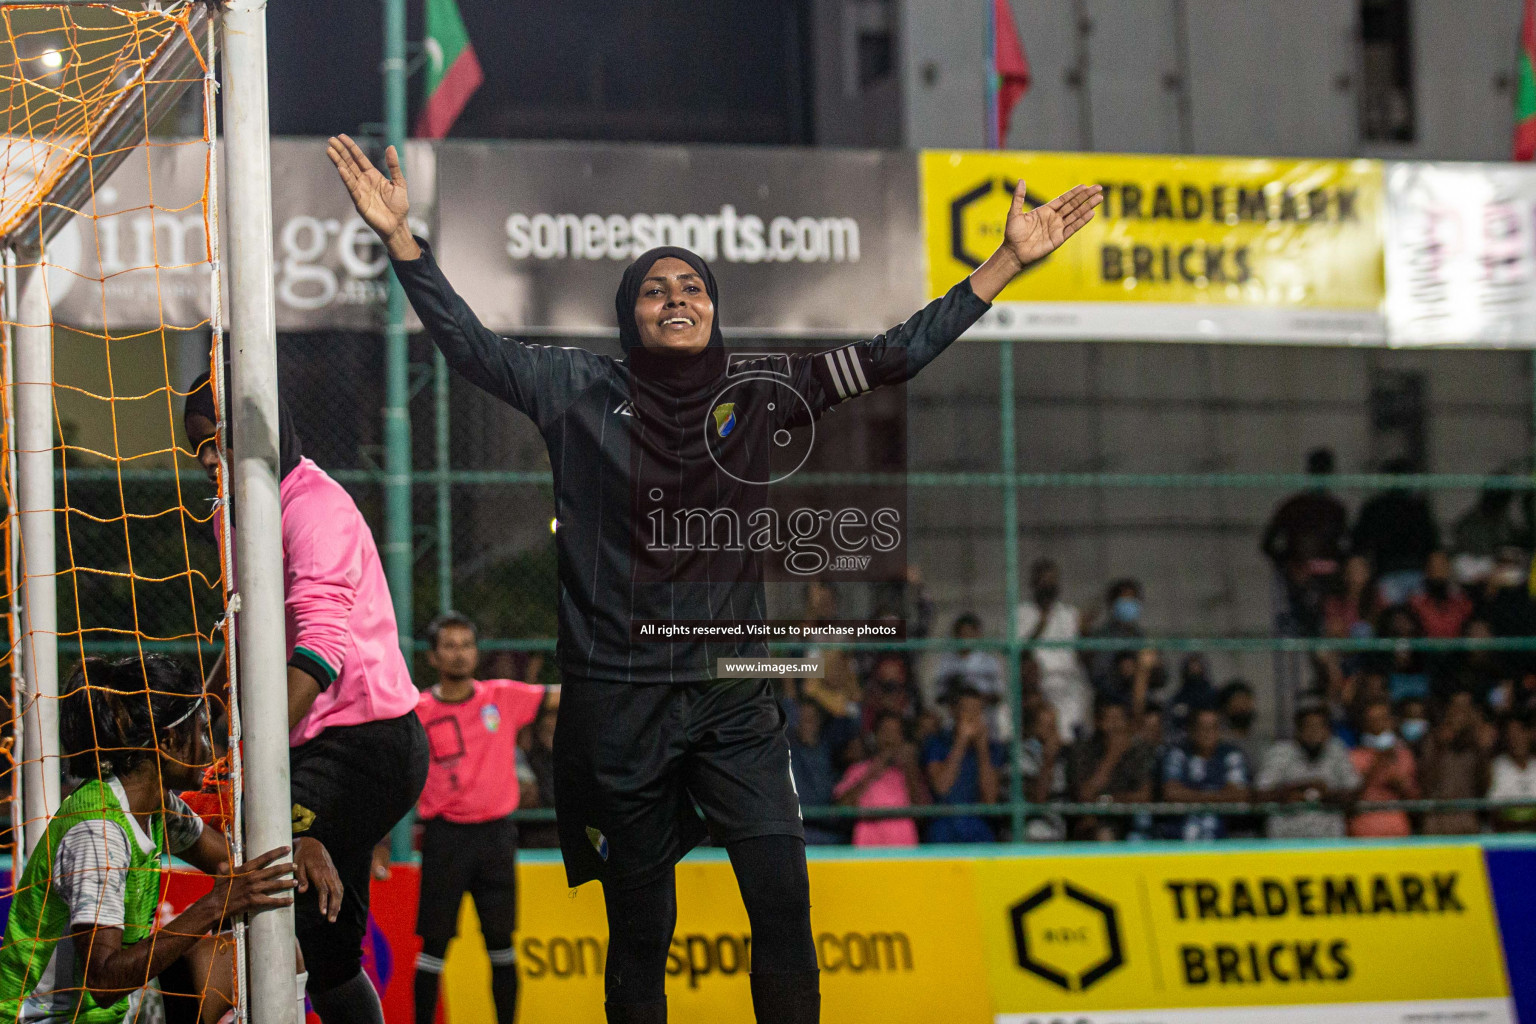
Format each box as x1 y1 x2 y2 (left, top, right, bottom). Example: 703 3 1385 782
416 817 519 947
554 678 803 891
290 712 429 989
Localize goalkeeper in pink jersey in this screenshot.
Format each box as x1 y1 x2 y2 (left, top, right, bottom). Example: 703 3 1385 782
411 612 557 1024
184 374 428 1024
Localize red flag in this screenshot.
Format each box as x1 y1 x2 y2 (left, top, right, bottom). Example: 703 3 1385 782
1516 0 1536 160
993 0 1031 147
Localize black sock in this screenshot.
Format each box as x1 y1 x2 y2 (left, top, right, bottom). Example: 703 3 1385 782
414 967 442 1024
490 963 519 1022
749 971 821 1024
308 970 386 1024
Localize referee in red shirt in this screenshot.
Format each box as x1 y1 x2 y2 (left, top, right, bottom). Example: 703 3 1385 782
413 612 556 1024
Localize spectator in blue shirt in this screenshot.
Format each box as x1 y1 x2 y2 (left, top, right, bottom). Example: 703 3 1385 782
1161 707 1251 840
787 699 844 845
922 686 1005 843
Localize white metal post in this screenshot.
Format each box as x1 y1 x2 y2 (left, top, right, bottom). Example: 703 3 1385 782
13 261 58 858
220 3 298 1022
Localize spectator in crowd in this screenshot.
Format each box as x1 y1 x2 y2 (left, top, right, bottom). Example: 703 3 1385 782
933 613 1010 739
833 713 928 847
1410 550 1473 639
1374 604 1430 703
1087 579 1148 686
922 688 1005 843
1166 654 1218 740
1488 714 1536 832
860 654 917 734
1069 699 1157 840
1475 549 1536 676
1255 704 1360 839
1452 487 1525 585
1396 696 1430 754
1351 458 1441 606
1218 679 1264 770
1161 708 1251 841
788 701 843 845
1322 554 1380 642
1262 448 1349 636
1348 698 1418 837
1419 690 1494 835
1016 703 1069 841
518 705 560 849
796 581 863 720
1016 559 1091 742
1451 619 1510 707
1097 649 1158 720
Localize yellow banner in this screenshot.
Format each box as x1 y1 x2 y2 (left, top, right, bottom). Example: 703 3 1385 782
441 859 992 1023
974 845 1508 1015
435 845 1506 1023
922 151 1385 338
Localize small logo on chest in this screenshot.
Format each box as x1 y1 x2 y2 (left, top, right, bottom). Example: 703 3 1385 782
481 703 501 733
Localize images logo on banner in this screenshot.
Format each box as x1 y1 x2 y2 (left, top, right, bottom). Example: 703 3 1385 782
922 150 1386 343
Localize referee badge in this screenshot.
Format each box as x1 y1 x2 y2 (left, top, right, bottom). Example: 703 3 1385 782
712 402 736 438
481 703 501 733
585 826 610 861
292 803 315 834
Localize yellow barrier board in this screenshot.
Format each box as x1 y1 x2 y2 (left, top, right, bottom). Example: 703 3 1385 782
437 846 1508 1023
922 150 1385 342
974 845 1509 1019
443 859 994 1023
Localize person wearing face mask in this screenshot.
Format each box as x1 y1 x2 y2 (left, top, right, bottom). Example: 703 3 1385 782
329 132 1104 1024
1348 699 1418 837
1087 578 1150 692
1016 559 1090 742
1409 550 1473 639
1255 704 1361 839
1396 697 1431 752
1217 679 1264 768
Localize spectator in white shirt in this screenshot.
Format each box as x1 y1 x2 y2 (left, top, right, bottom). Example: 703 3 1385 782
1255 704 1361 838
1015 559 1090 742
1488 714 1536 832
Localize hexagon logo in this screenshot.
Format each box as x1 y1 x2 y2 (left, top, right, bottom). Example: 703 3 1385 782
1009 880 1124 991
948 178 1050 272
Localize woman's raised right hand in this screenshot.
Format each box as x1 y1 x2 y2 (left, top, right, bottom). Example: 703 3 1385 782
326 133 419 260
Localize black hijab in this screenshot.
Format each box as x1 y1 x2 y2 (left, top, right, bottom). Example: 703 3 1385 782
183 366 304 481
618 246 724 390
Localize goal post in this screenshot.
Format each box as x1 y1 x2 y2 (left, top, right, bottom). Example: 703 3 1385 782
0 2 297 1020
220 1 302 1021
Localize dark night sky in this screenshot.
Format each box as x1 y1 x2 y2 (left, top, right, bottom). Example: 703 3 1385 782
267 0 811 144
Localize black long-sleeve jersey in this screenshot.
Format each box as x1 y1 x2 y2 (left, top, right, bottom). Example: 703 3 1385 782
392 242 991 684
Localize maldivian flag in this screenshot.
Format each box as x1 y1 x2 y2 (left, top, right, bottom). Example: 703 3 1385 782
992 0 1030 148
1517 0 1536 160
416 0 483 139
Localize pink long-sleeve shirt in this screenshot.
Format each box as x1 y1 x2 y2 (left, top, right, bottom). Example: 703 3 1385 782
282 457 419 746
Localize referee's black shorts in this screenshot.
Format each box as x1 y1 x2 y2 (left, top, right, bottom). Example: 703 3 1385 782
416 816 520 947
554 677 804 891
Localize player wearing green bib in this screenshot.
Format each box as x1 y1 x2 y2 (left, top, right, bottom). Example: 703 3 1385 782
0 655 323 1024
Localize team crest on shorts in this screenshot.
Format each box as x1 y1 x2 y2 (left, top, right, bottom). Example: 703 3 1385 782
291 803 315 834
481 703 501 733
585 826 610 861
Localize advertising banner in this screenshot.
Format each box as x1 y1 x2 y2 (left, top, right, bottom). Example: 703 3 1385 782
921 150 1386 343
5 840 1532 1024
432 141 924 338
976 845 1511 1023
24 138 437 333
1385 161 1536 347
